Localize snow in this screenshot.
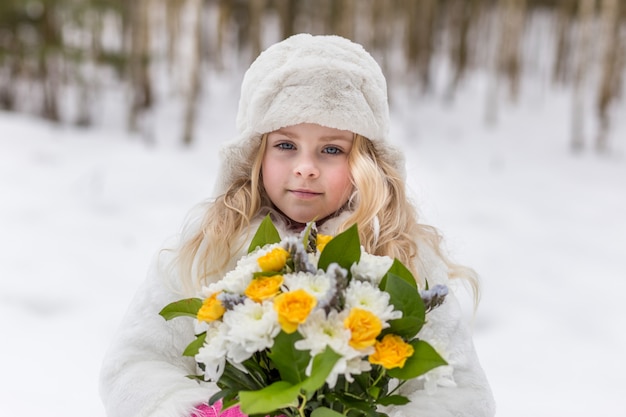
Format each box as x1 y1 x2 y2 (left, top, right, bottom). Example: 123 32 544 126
1 70 625 416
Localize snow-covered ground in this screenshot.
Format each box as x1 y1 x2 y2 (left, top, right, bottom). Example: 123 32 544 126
1 70 625 416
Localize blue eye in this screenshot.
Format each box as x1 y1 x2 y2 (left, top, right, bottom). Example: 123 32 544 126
276 142 295 150
323 146 342 155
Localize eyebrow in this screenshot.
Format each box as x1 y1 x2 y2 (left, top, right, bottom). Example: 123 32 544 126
271 129 353 142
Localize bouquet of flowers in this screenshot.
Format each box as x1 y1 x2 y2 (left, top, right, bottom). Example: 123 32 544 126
160 216 450 417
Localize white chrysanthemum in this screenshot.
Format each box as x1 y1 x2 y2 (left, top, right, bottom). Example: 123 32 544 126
308 251 321 268
283 271 335 307
305 345 371 389
195 322 228 381
345 280 402 325
350 250 393 284
295 310 352 356
222 299 280 363
219 262 257 294
296 310 370 388
319 355 373 388
201 243 286 296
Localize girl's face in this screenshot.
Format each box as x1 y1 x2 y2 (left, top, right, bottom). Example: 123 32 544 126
262 123 354 224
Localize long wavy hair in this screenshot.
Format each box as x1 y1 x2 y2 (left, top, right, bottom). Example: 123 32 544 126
173 134 479 304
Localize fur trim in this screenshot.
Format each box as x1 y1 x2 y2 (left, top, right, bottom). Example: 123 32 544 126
215 33 405 195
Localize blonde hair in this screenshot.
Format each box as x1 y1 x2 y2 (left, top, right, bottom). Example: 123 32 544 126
174 134 479 304
342 135 479 303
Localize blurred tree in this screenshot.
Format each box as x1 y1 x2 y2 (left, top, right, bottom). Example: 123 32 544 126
572 0 595 152
128 0 152 134
404 0 438 90
34 0 62 121
0 0 24 111
274 0 298 39
182 0 204 146
248 0 267 60
596 0 623 152
0 0 625 150
496 0 527 101
445 0 484 98
553 0 577 85
166 0 186 75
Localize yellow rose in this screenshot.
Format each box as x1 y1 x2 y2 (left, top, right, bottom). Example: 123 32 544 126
245 275 284 302
368 334 415 369
316 234 333 252
257 247 290 272
273 289 317 333
344 308 383 349
197 292 226 323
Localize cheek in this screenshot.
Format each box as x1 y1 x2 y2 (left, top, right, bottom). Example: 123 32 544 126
262 156 289 196
261 157 277 188
330 164 353 197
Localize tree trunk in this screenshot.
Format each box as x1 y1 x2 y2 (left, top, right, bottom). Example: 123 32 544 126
595 0 621 152
182 0 204 146
446 0 482 99
571 0 595 152
128 0 153 135
166 0 186 75
275 0 297 39
39 2 61 122
552 0 577 85
248 0 267 60
404 0 437 90
496 0 527 101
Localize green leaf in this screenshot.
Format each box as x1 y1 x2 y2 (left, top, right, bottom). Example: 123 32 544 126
248 214 281 253
183 332 207 356
267 331 309 384
239 347 341 415
252 271 283 279
219 361 267 391
239 381 300 415
301 220 316 250
318 223 361 272
311 407 346 417
387 340 448 380
158 298 203 320
368 385 381 399
377 395 410 406
383 274 425 339
299 346 342 394
322 393 374 415
208 388 235 406
379 259 417 290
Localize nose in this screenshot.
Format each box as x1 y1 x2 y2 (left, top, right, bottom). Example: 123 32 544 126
294 155 319 178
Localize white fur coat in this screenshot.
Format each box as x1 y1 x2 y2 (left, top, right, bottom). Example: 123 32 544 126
99 213 495 417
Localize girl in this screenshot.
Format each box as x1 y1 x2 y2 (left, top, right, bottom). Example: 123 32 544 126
100 34 495 417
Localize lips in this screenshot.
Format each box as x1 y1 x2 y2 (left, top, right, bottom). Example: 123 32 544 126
289 189 322 199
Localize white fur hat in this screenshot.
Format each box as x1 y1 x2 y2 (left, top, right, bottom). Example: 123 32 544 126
216 33 403 194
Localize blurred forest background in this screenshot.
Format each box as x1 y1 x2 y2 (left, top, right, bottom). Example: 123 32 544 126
0 0 624 151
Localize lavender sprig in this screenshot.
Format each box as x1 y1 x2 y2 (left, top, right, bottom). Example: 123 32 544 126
420 284 448 313
217 293 246 310
325 263 348 312
283 236 317 274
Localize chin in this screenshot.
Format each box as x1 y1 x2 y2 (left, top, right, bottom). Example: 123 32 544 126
286 212 318 224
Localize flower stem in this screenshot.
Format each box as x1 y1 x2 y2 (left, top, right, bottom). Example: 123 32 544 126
387 379 407 396
372 368 386 388
297 393 307 417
